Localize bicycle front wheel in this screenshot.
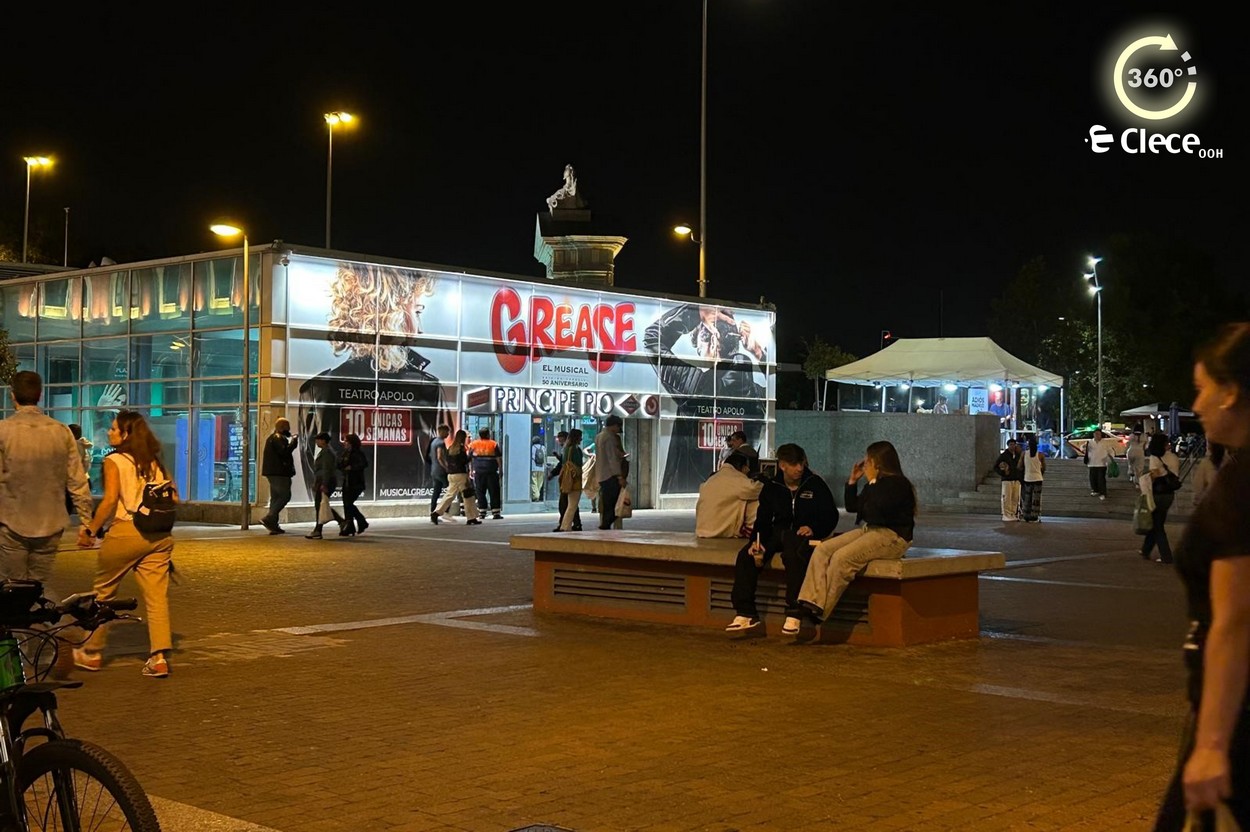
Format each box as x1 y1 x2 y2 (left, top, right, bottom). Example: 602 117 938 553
18 739 161 832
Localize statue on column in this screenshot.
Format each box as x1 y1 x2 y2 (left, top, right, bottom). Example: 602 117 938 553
546 164 587 213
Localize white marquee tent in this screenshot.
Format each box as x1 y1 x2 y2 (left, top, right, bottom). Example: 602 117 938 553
822 337 1066 431
824 337 1064 388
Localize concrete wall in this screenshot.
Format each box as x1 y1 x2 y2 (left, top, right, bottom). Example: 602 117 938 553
775 411 1002 508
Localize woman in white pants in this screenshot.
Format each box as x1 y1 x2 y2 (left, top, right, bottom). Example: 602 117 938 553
557 429 584 531
797 441 916 623
432 430 481 525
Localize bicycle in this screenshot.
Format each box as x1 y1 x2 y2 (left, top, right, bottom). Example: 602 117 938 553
0 579 161 831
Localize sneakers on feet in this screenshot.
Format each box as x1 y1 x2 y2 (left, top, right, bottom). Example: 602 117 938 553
73 648 102 672
1099 495 1106 501
304 531 323 539
142 654 170 678
782 617 801 635
491 513 504 520
466 518 482 525
725 616 761 632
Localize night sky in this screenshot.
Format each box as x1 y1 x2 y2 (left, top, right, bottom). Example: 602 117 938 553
4 3 1242 363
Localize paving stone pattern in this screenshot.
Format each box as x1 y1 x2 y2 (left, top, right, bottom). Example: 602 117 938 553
46 510 1191 831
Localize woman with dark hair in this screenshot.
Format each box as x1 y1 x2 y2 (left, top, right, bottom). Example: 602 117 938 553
1154 323 1250 830
556 428 584 532
432 429 481 525
337 433 370 536
1142 431 1182 564
74 410 177 679
797 440 916 623
1020 435 1046 522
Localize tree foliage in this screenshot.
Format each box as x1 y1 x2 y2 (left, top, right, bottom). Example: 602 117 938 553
0 329 17 386
801 336 857 409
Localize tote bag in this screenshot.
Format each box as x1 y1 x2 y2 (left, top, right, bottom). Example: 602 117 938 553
615 489 633 519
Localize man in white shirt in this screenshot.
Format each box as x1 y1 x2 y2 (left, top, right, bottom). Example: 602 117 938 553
696 454 763 538
1085 429 1120 501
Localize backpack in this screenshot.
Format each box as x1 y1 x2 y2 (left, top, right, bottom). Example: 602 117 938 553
532 442 546 467
121 455 177 534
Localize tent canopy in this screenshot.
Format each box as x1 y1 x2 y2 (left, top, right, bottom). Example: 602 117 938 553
1120 403 1195 417
824 337 1064 388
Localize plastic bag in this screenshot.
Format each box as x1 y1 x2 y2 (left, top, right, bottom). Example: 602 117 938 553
317 494 333 525
615 489 633 519
1133 494 1153 536
1108 458 1120 479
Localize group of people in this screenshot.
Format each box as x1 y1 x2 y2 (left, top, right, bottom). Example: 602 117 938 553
0 371 175 679
695 438 917 637
995 436 1047 522
260 420 371 539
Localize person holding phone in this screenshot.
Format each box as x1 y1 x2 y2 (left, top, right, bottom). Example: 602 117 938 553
261 417 297 535
797 441 916 626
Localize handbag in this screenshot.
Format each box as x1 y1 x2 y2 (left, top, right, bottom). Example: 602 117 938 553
615 489 633 519
1107 458 1120 479
559 462 582 494
316 492 333 525
462 481 476 499
1154 461 1183 494
1132 494 1153 535
1183 803 1243 832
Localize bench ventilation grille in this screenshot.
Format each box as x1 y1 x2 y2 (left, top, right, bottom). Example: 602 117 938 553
709 579 870 627
553 567 687 611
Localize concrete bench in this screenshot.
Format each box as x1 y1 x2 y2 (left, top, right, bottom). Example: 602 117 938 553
510 531 1006 647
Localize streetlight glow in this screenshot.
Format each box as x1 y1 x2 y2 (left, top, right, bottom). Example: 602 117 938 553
208 222 252 531
324 111 357 248
21 154 55 263
1085 255 1105 424
1088 285 1101 295
674 225 693 237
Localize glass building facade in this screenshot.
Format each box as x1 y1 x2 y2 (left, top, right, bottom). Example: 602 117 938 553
1 246 777 513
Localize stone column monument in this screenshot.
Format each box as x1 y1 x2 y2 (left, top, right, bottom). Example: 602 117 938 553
534 164 627 287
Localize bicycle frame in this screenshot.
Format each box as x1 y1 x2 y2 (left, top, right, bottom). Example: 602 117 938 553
0 628 77 829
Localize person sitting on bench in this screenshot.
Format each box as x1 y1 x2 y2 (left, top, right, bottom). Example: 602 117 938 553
797 440 916 626
696 453 762 538
725 443 838 634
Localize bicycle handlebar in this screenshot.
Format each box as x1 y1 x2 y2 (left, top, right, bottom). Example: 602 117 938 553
0 580 137 629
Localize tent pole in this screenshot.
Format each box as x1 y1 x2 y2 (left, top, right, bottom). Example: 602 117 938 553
880 386 886 413
1060 387 1065 444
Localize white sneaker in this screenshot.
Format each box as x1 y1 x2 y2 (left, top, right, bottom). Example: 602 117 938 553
1090 491 1098 496
1099 495 1106 501
725 616 760 632
782 617 801 635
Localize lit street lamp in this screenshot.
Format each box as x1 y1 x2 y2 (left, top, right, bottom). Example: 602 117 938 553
210 223 252 530
22 155 53 263
673 224 703 291
324 111 355 248
1084 256 1104 425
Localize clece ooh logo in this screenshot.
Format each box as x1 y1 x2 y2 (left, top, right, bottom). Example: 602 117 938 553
1086 30 1222 159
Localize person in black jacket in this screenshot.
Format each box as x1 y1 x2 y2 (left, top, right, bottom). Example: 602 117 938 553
725 443 838 634
260 418 297 535
337 433 370 537
798 440 916 624
306 432 346 540
996 439 1024 521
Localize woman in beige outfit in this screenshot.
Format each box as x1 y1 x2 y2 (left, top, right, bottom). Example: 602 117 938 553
74 411 176 678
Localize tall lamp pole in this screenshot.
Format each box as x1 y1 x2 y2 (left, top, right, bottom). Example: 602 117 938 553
1084 256 1104 426
21 156 53 263
324 111 355 248
211 223 251 530
63 207 70 267
698 0 707 298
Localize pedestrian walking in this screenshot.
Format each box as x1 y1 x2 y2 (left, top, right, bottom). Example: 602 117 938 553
428 424 451 520
306 432 345 539
797 441 914 625
1126 426 1147 484
555 428 585 532
1140 432 1182 564
468 427 504 519
1152 322 1250 829
594 415 627 529
0 372 94 587
996 439 1024 521
338 432 370 536
74 410 176 679
65 423 93 515
1085 429 1119 500
1020 435 1046 522
432 430 481 525
260 417 297 534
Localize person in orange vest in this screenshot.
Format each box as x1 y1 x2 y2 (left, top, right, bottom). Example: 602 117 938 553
468 428 504 519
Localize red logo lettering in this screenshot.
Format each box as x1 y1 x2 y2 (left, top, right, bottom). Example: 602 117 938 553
489 290 636 374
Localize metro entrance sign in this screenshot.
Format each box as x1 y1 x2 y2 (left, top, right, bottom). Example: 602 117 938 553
464 385 658 418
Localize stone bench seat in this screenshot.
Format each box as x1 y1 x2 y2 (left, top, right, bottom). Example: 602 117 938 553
510 531 1005 646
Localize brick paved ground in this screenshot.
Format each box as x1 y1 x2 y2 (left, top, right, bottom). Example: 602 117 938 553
43 509 1191 831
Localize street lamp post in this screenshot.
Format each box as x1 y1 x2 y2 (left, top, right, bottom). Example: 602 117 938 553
698 0 707 298
22 156 53 263
324 111 355 249
1084 256 1104 426
210 223 251 530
